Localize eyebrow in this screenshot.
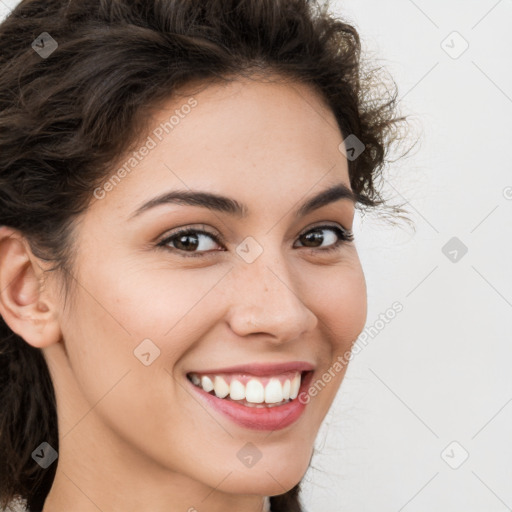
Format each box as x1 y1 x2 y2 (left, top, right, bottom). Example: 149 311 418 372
128 182 357 221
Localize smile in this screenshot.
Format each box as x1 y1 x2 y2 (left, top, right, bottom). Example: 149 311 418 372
185 368 315 431
187 370 303 407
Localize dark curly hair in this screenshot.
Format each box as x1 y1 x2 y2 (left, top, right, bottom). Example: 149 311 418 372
0 0 411 510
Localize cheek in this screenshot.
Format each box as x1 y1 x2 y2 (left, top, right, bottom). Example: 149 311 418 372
291 261 367 440
108 264 232 346
59 261 232 413
306 257 368 351
57 262 229 462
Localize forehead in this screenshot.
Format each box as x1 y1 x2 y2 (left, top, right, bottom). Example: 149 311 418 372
89 76 350 219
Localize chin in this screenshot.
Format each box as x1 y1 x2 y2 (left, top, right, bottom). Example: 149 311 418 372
223 446 311 495
223 468 305 496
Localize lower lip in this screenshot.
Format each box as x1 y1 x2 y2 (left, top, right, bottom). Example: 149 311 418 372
187 371 314 431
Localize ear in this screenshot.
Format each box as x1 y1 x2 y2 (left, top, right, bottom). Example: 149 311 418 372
0 226 62 348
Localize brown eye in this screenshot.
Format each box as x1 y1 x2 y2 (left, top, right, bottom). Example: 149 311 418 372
158 228 224 258
156 224 353 259
295 225 354 252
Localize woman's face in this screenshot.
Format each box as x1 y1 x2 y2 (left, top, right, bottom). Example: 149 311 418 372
47 76 367 504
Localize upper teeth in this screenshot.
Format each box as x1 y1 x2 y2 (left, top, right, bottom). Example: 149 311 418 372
189 372 302 404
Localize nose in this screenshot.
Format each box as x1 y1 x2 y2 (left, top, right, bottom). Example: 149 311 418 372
225 257 318 342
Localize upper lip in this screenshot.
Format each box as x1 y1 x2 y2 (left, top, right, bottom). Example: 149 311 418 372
187 361 315 377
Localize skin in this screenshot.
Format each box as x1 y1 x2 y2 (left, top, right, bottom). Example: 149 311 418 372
0 75 367 512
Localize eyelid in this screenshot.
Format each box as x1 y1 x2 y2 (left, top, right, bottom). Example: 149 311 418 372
294 223 354 250
156 221 353 256
156 224 225 250
157 222 350 243
297 221 352 237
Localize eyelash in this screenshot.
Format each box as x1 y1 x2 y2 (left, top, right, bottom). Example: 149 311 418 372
156 223 354 259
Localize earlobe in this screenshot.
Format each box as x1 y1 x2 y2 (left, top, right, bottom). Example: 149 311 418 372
0 226 62 349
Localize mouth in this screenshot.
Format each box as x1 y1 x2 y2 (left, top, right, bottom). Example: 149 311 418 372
186 369 313 408
185 366 315 430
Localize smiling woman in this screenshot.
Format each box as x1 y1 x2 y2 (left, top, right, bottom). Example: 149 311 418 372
0 1 409 511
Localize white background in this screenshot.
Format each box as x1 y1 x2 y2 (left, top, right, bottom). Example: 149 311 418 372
1 1 511 511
